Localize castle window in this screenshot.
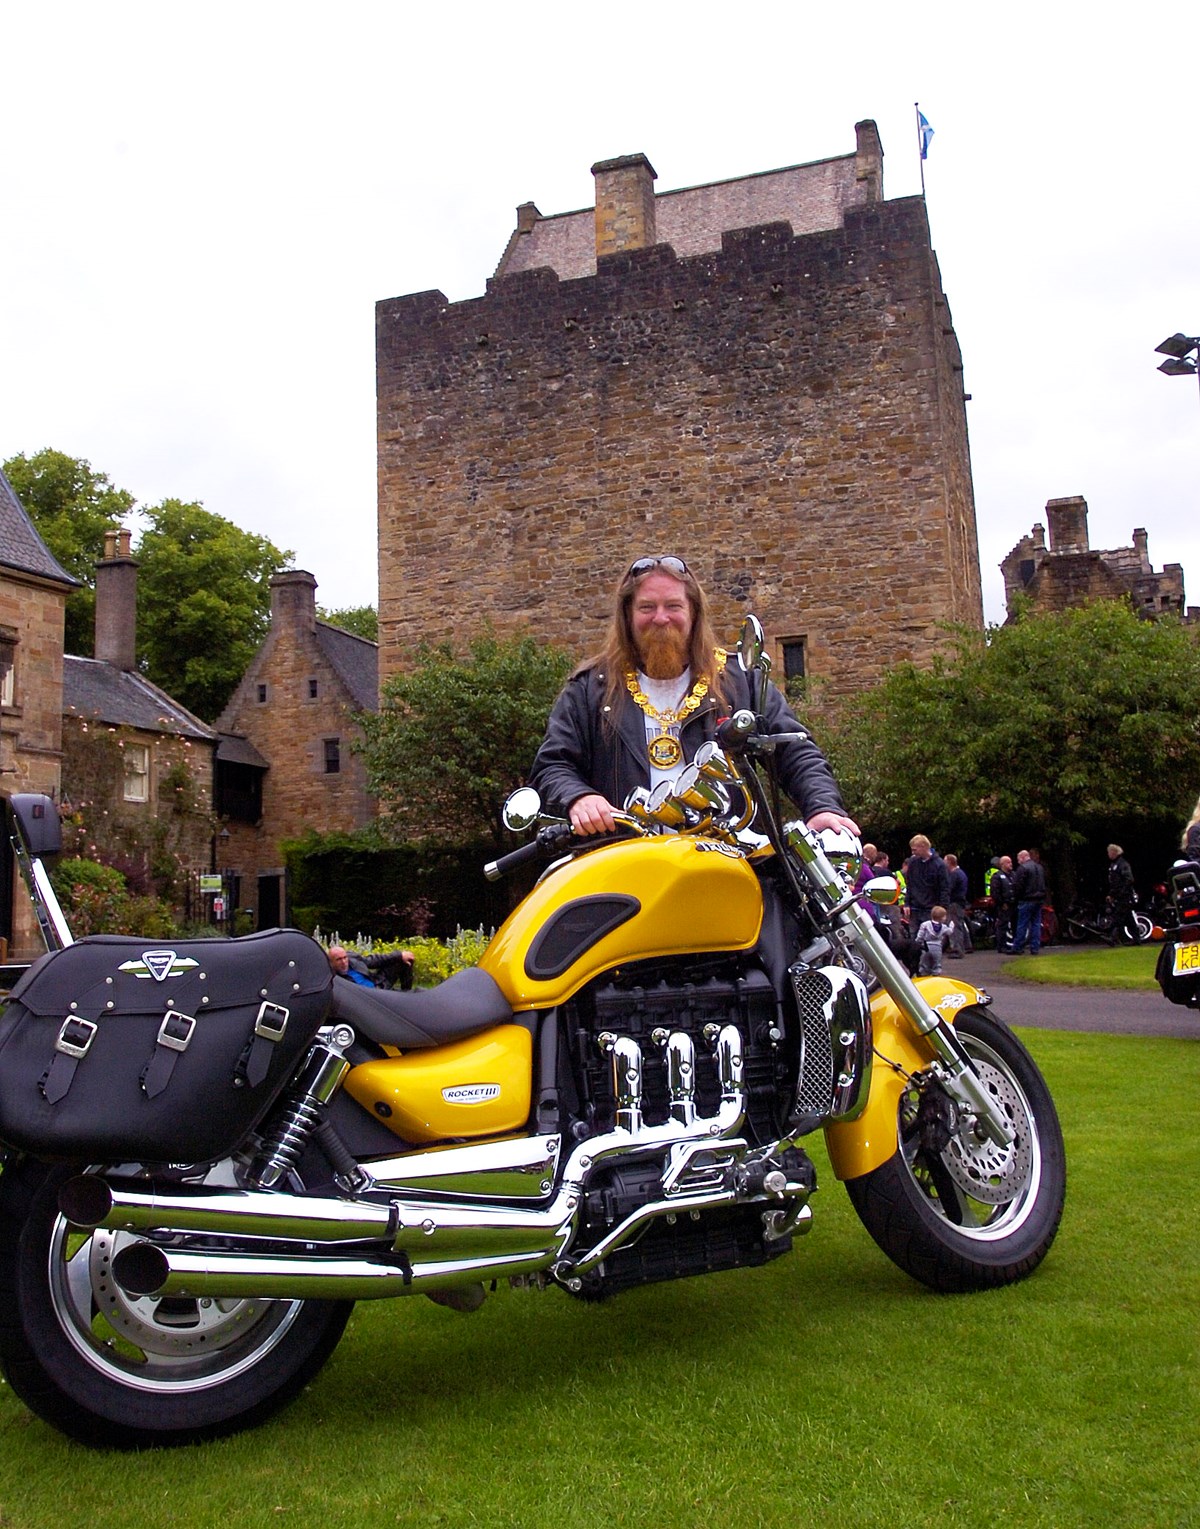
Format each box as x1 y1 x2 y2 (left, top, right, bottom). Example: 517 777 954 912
0 635 15 707
781 637 807 683
308 678 319 699
257 684 268 703
123 743 151 803
323 738 341 775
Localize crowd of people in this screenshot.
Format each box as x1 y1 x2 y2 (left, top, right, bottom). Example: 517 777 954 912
853 837 1058 970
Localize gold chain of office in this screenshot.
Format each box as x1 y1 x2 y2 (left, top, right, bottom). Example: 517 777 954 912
624 651 726 769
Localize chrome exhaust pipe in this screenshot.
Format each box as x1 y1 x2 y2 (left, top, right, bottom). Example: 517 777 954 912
60 1175 400 1245
110 1241 562 1301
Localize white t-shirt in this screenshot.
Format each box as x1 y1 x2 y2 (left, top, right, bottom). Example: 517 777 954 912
638 668 691 792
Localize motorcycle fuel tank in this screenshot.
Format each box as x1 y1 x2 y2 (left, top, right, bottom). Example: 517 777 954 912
479 835 763 1009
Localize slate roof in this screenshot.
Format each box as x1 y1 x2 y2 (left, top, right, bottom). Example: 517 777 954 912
216 731 269 768
0 467 79 587
315 621 378 711
63 656 216 741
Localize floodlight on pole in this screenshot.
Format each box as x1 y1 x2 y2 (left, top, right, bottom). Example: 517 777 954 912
1154 333 1200 397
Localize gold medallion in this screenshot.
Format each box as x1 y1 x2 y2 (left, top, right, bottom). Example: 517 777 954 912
624 654 727 772
648 733 684 769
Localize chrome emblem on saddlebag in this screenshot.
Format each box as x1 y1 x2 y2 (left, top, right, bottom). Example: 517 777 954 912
118 950 201 982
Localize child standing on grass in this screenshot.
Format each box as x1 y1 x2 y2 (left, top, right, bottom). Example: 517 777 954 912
915 905 950 976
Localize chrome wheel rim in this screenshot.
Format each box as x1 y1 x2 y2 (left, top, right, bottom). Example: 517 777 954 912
898 1033 1043 1241
47 1215 305 1394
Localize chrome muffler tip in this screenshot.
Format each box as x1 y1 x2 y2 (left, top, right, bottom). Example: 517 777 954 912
58 1174 113 1229
111 1241 171 1297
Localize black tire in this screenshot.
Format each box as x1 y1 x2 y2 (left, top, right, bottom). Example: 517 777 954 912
1119 912 1152 946
0 1159 354 1449
844 1007 1065 1293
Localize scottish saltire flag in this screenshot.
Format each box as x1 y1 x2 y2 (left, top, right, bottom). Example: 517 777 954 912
918 110 934 160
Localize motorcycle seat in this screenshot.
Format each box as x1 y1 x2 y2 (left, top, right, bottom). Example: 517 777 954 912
328 966 514 1050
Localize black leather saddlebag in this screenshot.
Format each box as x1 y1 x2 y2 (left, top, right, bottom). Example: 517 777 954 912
1155 938 1200 1009
0 929 333 1161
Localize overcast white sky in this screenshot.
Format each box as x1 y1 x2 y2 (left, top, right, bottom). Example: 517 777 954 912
2 1 1197 626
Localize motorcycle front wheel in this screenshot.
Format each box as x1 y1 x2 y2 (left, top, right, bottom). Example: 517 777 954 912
0 1158 354 1449
844 1007 1065 1293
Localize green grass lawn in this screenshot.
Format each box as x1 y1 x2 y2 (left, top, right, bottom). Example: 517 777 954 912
1006 943 1162 989
1 1028 1197 1529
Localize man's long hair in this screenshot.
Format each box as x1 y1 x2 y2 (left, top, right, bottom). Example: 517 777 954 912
574 561 731 718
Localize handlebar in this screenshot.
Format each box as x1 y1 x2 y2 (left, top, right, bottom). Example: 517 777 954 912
484 823 576 882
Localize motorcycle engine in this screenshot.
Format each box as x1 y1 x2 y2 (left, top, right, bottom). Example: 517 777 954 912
559 954 806 1300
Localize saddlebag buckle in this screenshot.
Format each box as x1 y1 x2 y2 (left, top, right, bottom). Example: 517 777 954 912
141 1010 197 1098
41 1016 99 1104
240 1001 291 1088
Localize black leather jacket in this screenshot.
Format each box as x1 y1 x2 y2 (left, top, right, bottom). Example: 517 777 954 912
529 662 846 821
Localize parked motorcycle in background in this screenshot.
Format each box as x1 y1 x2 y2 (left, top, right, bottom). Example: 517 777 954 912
0 618 1067 1449
1155 860 1200 1011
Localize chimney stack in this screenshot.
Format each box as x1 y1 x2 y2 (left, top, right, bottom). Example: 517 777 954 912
94 526 138 672
592 154 658 259
269 569 318 633
1045 496 1090 555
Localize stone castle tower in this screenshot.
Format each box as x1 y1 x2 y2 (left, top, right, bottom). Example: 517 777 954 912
376 123 983 695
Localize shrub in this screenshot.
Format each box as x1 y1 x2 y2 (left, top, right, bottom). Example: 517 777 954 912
50 856 177 938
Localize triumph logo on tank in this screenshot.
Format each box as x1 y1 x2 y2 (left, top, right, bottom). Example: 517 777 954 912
441 1083 501 1104
117 950 201 982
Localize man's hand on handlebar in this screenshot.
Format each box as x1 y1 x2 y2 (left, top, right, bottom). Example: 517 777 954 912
569 793 619 835
807 810 861 837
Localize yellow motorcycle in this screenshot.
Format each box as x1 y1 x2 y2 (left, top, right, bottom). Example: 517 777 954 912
0 623 1065 1448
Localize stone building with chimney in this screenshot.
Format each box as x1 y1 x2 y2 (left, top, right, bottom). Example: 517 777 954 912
376 122 982 696
1001 497 1196 622
0 466 78 960
61 528 217 901
214 570 377 928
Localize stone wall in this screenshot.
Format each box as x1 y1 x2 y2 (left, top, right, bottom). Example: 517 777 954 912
377 194 982 696
0 570 68 959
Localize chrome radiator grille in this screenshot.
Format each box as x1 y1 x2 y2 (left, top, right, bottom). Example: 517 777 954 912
789 968 836 1118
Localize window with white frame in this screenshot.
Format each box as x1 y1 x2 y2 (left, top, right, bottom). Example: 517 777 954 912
123 742 151 802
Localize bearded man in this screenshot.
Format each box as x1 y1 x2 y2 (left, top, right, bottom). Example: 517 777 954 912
529 555 857 838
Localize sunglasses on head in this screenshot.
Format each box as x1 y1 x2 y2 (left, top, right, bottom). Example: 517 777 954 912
626 556 690 580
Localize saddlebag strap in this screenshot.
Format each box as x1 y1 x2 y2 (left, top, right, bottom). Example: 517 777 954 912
41 1016 99 1104
140 1010 197 1099
240 1001 290 1087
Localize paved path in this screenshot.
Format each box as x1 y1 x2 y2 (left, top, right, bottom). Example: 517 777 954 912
937 947 1198 1039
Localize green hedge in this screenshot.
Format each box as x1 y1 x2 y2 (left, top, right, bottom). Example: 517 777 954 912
283 831 531 941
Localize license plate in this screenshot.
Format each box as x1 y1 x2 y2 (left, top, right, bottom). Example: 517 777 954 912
1171 942 1200 976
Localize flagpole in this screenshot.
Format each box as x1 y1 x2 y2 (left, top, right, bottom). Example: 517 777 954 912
915 102 926 198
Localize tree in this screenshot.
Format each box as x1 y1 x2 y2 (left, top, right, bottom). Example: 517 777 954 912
2 448 135 654
356 630 572 846
135 499 291 721
820 601 1200 890
317 604 377 642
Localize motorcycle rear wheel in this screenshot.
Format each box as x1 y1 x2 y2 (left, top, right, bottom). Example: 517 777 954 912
0 1158 354 1449
844 1007 1065 1293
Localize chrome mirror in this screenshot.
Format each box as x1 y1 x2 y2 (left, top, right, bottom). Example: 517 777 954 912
501 786 543 834
737 615 765 674
863 875 902 907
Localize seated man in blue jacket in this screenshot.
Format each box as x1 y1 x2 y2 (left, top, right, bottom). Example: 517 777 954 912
327 944 414 990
